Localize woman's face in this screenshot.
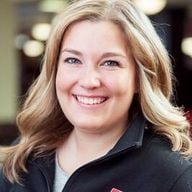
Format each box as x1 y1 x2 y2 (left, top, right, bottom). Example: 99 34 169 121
56 20 137 133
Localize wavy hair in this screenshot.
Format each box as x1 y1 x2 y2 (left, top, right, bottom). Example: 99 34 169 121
1 0 192 183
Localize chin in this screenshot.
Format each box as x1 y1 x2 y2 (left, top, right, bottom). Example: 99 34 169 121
73 121 104 132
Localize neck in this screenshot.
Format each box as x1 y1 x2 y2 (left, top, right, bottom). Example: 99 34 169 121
72 127 124 155
57 124 127 174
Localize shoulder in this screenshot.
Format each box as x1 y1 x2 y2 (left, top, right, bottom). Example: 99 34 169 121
0 167 12 192
142 130 192 190
0 152 55 191
169 163 192 192
0 165 28 191
143 130 192 169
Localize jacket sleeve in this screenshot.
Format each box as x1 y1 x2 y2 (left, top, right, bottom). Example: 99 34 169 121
170 164 192 192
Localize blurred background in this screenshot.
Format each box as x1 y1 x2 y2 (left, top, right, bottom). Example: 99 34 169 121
0 0 192 145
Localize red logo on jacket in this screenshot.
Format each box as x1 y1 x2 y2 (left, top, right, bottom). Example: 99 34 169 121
111 188 123 192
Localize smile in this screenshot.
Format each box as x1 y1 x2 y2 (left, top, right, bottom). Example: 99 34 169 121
73 95 108 105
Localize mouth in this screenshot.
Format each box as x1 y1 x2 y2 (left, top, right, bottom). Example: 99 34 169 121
73 94 109 105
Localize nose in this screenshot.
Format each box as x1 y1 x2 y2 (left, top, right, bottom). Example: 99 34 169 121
79 66 101 89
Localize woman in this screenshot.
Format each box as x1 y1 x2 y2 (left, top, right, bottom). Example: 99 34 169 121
1 0 192 191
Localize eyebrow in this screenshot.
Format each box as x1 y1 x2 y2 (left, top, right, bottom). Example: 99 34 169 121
62 49 82 56
62 48 128 59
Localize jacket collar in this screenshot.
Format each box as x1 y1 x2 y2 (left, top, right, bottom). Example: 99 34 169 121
31 112 147 165
28 151 55 192
107 112 147 156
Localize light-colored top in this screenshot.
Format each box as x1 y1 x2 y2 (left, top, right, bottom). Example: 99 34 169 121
53 154 70 192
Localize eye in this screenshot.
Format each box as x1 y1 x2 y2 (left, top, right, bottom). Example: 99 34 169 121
102 60 120 67
64 57 81 64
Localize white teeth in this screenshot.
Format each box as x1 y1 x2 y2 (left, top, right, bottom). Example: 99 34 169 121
76 96 106 105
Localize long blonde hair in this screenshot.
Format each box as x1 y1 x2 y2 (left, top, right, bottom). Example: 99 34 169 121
1 0 192 183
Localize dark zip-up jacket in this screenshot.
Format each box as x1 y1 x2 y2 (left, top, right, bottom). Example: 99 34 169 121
1 114 192 192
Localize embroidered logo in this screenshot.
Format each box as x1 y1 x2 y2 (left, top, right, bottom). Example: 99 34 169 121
111 188 123 192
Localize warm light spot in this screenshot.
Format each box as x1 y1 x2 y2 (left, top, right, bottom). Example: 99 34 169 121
38 0 67 13
23 40 44 57
181 37 192 58
32 23 51 41
133 0 167 15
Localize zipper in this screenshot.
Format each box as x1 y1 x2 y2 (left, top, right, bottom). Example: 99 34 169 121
62 144 137 192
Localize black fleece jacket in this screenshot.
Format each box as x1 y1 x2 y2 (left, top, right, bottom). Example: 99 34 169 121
1 114 192 192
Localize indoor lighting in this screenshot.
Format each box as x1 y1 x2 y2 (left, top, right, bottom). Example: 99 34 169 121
181 37 192 58
38 0 67 13
32 23 51 41
133 0 167 15
23 40 44 57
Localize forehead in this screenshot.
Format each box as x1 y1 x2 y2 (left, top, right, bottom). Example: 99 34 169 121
61 20 129 52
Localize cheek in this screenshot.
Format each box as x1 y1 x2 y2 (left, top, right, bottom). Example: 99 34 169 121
105 72 136 96
55 67 75 93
